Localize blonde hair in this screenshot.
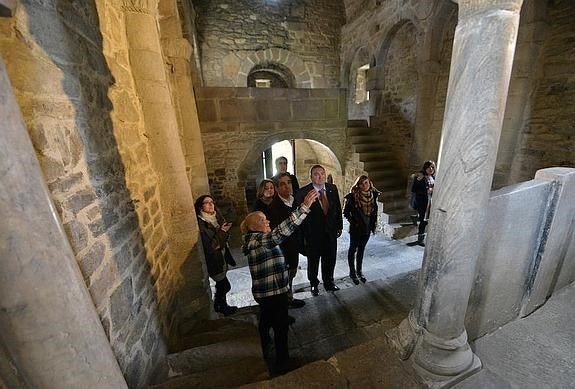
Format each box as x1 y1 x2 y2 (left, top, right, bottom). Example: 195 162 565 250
240 212 264 233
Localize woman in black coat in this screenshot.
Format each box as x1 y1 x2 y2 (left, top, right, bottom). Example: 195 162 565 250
194 194 238 316
411 160 436 246
343 175 379 284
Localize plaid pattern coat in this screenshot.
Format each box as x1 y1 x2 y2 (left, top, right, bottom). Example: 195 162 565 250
242 204 310 299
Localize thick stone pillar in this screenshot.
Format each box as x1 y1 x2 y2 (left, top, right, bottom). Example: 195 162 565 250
0 57 127 388
391 0 524 386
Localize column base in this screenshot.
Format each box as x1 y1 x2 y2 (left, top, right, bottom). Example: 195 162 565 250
388 313 482 387
412 328 482 387
413 353 482 388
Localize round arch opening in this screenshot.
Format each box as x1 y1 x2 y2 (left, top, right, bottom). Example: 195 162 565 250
247 62 296 88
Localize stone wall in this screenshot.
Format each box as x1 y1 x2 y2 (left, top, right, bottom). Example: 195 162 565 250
341 1 429 180
193 0 344 88
0 1 209 387
195 87 348 220
505 0 575 185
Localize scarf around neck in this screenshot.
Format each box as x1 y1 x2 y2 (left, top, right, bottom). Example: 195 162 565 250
354 189 374 216
200 211 220 228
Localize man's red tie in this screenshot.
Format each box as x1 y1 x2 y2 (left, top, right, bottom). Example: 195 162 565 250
319 189 329 216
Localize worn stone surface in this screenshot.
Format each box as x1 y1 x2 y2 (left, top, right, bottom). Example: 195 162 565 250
457 282 575 389
466 179 553 339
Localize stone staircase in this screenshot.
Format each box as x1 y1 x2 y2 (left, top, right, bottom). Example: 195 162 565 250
347 120 417 238
149 310 269 388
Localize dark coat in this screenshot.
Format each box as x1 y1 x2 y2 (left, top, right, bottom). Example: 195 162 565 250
411 173 432 213
267 196 299 268
343 190 379 235
197 213 235 278
294 183 343 257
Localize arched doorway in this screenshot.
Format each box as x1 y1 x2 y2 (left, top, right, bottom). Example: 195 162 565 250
247 62 296 88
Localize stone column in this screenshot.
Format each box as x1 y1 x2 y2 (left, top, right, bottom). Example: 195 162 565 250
122 1 212 341
0 57 127 388
393 0 524 385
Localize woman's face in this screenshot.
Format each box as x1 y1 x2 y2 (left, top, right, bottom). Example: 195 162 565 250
425 165 435 176
359 179 370 192
201 197 215 214
263 182 275 198
253 212 271 233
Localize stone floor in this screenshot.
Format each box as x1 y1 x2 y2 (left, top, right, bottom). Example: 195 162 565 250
220 225 425 308
152 225 575 388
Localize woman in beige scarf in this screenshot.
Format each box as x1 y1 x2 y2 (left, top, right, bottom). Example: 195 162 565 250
343 176 379 284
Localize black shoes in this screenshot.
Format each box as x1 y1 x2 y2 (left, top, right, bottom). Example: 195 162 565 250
325 285 340 291
357 273 367 283
311 286 319 296
351 277 360 285
288 298 306 309
214 304 238 316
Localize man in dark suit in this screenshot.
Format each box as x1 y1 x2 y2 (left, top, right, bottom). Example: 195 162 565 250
294 165 343 295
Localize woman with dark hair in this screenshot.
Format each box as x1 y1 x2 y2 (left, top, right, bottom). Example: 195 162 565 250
194 194 238 316
411 160 436 246
343 175 379 284
252 179 276 217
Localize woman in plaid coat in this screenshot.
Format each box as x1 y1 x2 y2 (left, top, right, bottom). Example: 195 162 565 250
240 189 317 372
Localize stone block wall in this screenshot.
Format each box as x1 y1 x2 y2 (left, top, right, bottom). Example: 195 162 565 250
0 1 209 387
193 0 344 88
195 87 348 221
505 0 575 185
341 1 428 179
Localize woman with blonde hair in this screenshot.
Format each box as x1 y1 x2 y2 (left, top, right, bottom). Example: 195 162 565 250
343 175 380 284
241 190 317 372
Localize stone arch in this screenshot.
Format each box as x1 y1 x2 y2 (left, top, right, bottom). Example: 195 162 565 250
247 62 296 88
345 46 374 120
235 131 344 218
236 48 313 88
375 19 412 78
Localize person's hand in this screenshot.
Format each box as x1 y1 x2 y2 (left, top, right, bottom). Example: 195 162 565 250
303 189 318 208
337 229 342 238
221 222 232 232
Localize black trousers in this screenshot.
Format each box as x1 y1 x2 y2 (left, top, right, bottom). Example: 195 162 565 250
417 206 428 236
307 235 337 288
256 293 289 362
348 233 370 276
214 277 231 305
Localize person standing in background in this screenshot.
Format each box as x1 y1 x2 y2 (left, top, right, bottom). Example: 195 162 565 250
271 156 300 193
194 195 238 316
269 173 306 308
343 175 379 284
411 160 436 246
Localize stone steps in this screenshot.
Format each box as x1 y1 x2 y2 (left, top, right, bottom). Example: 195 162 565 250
150 311 269 388
347 125 412 228
347 119 368 127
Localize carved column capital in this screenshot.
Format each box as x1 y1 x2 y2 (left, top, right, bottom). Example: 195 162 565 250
455 0 524 19
122 0 159 14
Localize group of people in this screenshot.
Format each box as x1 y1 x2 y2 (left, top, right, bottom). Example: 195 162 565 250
195 156 436 371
